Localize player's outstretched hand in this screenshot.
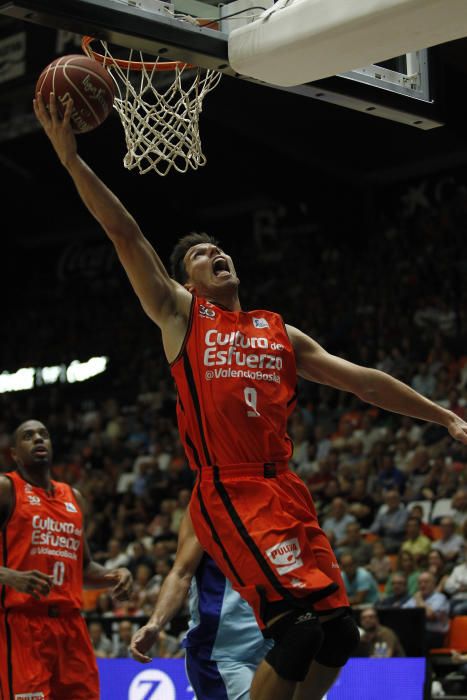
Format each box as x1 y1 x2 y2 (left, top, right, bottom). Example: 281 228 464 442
130 624 161 663
105 567 133 601
447 412 467 444
33 92 78 168
6 569 54 600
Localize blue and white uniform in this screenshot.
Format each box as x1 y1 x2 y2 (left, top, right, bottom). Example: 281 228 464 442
183 554 273 700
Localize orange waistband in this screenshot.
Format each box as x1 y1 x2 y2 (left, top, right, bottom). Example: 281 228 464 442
198 461 290 480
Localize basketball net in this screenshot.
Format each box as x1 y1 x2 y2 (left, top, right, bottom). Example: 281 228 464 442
82 36 222 176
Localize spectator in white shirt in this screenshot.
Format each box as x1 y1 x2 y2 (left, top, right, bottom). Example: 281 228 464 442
393 436 414 473
403 571 450 649
104 538 130 570
322 497 356 548
370 490 408 553
353 412 387 456
444 546 467 617
452 489 467 529
432 517 465 563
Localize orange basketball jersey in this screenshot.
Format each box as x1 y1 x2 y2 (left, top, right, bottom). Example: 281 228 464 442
0 471 83 610
171 296 297 469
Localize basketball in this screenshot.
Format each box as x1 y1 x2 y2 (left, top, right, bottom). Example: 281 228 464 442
35 54 115 134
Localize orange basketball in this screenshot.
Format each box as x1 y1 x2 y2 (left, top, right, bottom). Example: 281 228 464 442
35 54 115 133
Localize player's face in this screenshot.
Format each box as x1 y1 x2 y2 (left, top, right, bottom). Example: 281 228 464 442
183 243 239 296
11 420 53 469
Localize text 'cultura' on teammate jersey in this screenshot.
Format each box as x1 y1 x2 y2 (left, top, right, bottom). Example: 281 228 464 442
0 471 84 611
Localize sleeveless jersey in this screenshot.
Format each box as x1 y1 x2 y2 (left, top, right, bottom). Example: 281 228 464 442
183 553 272 664
0 471 83 610
171 296 297 469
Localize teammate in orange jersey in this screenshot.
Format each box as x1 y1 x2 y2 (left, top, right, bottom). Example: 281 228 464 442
34 93 467 700
0 419 133 700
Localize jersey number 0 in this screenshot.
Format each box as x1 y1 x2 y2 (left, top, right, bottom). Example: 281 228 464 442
52 560 66 586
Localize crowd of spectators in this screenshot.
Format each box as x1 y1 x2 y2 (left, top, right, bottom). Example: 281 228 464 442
1 170 467 662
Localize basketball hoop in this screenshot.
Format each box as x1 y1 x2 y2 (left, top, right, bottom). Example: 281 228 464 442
82 36 222 176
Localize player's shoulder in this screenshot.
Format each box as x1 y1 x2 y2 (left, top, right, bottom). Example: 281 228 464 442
0 473 13 493
70 486 85 509
52 480 82 503
0 474 14 526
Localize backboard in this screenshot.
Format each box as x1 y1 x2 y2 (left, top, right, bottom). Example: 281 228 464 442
0 0 448 131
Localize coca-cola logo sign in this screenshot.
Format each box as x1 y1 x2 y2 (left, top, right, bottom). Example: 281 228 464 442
57 241 117 282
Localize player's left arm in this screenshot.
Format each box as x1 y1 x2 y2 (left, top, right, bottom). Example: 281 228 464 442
73 488 133 601
286 324 467 444
130 510 204 663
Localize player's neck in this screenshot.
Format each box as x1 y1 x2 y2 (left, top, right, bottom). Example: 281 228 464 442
19 466 52 492
205 291 241 312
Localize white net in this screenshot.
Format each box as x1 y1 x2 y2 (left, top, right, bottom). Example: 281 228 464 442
83 40 222 176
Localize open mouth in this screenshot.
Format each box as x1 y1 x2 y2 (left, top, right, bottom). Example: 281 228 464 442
212 257 230 277
32 446 48 456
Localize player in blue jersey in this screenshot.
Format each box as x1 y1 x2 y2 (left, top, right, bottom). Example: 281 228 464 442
130 511 273 699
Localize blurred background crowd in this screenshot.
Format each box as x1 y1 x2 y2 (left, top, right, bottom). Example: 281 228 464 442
1 169 467 672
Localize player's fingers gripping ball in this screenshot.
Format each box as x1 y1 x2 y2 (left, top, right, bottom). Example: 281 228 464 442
35 54 115 133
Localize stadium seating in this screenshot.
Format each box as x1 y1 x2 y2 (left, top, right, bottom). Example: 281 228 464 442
430 616 467 655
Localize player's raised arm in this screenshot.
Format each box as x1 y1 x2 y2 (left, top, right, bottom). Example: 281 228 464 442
130 510 204 663
33 93 192 341
286 324 467 444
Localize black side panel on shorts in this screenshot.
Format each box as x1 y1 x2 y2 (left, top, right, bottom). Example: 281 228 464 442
196 482 245 587
212 466 298 603
212 466 339 613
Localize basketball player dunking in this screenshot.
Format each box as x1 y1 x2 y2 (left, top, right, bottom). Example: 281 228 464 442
0 420 133 700
34 94 467 700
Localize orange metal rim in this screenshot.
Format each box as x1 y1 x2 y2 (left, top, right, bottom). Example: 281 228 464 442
81 35 193 71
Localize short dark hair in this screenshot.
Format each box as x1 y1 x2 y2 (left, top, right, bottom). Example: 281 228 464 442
170 232 219 284
12 419 44 446
392 572 407 582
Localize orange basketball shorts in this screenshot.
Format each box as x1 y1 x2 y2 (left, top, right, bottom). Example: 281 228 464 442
0 607 99 700
190 463 349 630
